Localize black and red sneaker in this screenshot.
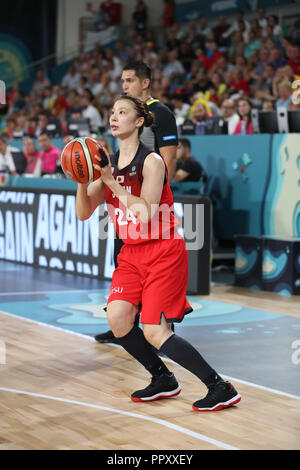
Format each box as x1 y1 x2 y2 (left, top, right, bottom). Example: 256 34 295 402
192 381 241 412
131 373 181 402
94 329 119 344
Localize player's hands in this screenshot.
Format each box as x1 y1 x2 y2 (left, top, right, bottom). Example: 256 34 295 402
93 148 114 186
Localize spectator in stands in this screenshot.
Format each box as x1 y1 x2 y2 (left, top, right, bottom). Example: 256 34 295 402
185 21 203 52
229 67 250 96
268 15 282 37
287 19 300 44
272 64 294 97
220 98 240 135
43 86 56 113
31 70 51 98
262 99 274 112
268 47 286 71
23 93 41 117
5 118 17 140
254 47 270 76
27 117 38 137
174 138 206 182
61 65 81 91
197 17 212 39
77 76 90 96
0 136 18 175
250 18 261 36
36 111 49 137
23 137 42 177
6 88 26 115
256 7 268 30
63 135 75 147
101 0 122 25
165 28 180 51
214 55 231 76
105 48 123 80
132 0 147 36
162 0 175 28
211 72 227 102
66 90 82 118
87 2 110 31
177 41 194 73
143 40 159 64
183 102 210 135
244 29 262 60
115 40 130 62
233 98 254 134
2 5 297 153
37 132 61 175
202 41 223 71
6 84 20 109
250 63 275 105
16 113 29 138
212 15 230 46
189 69 213 97
237 18 250 44
275 80 292 109
171 95 190 127
228 30 245 62
286 43 300 76
53 85 68 118
170 22 186 41
81 93 103 132
162 49 185 81
222 11 250 41
93 71 119 108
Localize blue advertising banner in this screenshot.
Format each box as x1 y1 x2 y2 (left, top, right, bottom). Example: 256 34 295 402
175 0 250 22
262 133 300 238
187 134 272 239
175 0 295 22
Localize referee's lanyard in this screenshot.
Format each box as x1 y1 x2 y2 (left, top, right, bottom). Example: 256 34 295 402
146 98 159 106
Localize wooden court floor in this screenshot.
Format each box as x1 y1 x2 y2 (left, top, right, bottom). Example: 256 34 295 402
0 285 299 451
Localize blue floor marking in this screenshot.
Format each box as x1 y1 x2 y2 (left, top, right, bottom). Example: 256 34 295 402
0 288 284 336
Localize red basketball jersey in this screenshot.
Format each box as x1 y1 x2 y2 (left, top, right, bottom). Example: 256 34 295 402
104 143 179 244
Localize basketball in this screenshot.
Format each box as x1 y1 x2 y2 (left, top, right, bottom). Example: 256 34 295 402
61 137 109 183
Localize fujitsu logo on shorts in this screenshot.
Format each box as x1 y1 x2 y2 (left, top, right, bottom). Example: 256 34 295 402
110 286 124 294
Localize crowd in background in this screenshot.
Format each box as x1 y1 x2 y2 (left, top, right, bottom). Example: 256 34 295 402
0 1 300 177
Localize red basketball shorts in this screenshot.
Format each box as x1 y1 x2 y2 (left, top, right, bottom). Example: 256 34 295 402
107 236 192 325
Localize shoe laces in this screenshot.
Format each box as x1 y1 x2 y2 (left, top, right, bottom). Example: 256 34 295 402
150 373 170 387
150 374 162 385
207 380 226 396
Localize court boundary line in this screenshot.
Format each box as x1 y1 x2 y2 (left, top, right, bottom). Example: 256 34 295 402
1 309 300 402
0 386 238 451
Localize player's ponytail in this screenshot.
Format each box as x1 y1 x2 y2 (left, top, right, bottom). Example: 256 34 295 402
143 108 154 129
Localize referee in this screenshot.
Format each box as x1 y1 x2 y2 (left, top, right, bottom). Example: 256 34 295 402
95 61 178 344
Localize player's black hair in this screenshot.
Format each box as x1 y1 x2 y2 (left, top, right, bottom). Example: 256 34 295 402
123 61 152 86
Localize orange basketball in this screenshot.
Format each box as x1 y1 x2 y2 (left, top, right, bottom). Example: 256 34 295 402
61 137 108 183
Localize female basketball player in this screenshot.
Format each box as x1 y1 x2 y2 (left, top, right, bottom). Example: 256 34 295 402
76 94 241 411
